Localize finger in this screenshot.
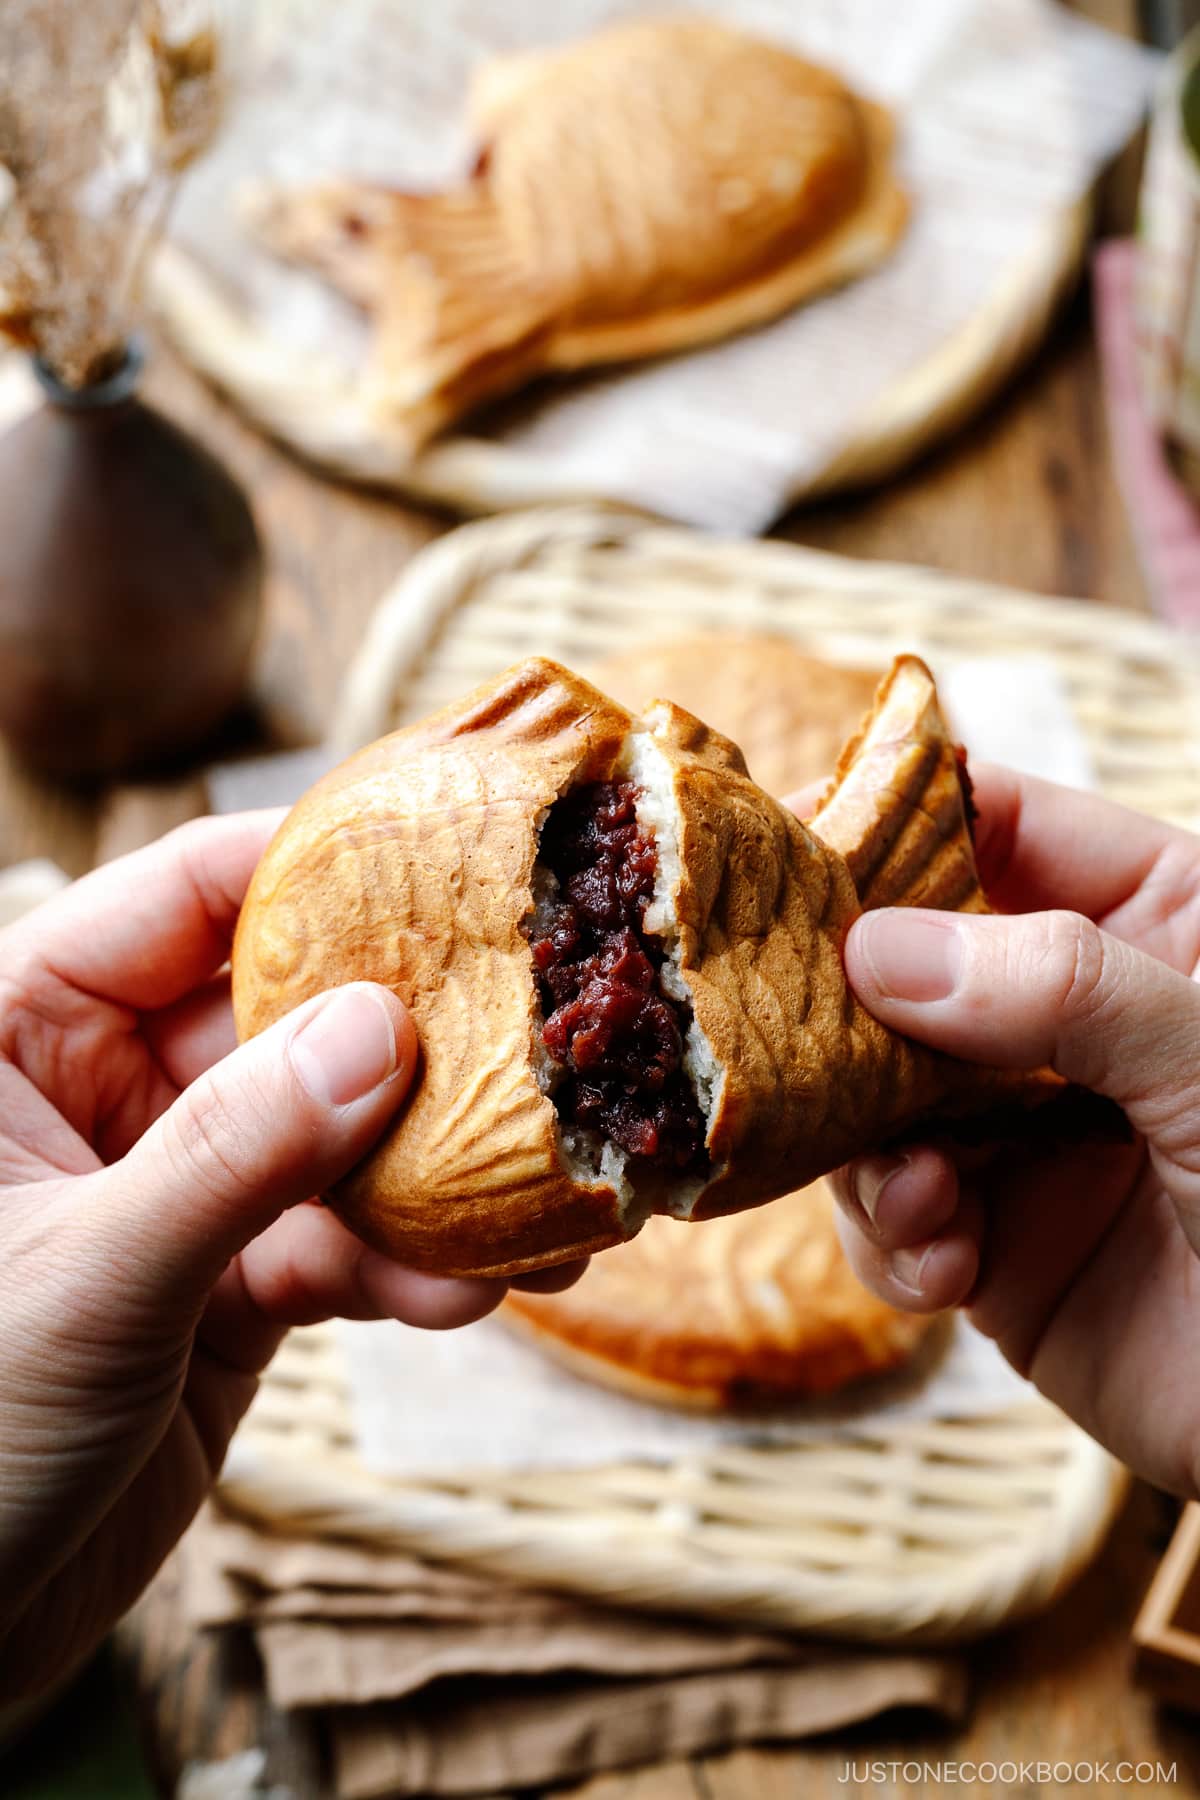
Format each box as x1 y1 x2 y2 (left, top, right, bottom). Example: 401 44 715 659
240 1206 506 1332
7 810 286 1010
845 906 1200 1245
967 767 1200 969
834 1186 983 1314
80 982 418 1310
961 1138 1146 1375
199 1203 505 1376
510 1257 591 1294
782 779 827 820
143 974 238 1092
77 978 238 1169
829 1146 961 1251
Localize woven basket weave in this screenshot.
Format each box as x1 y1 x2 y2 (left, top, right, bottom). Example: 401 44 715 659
219 503 1200 1645
330 504 1200 828
228 1324 1125 1646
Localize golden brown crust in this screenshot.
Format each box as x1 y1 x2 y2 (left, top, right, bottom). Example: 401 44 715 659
246 18 909 448
502 1183 934 1408
641 686 1055 1225
810 655 986 912
232 661 638 1278
590 636 881 799
232 654 1056 1275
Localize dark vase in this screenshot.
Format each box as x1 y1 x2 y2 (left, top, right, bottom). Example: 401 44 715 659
0 344 263 780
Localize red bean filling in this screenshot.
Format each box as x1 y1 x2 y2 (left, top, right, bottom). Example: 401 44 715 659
528 779 709 1172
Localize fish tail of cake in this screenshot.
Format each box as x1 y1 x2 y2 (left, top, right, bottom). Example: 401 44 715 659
246 177 552 448
808 655 988 916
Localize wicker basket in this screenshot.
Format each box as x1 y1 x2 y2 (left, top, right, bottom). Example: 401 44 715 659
228 1324 1125 1647
218 503 1200 1646
330 504 1200 829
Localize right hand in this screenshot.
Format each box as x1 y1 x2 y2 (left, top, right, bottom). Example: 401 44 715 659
823 767 1200 1495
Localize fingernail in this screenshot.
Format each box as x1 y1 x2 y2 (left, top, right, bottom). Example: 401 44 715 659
891 1243 932 1295
291 985 399 1107
856 911 963 1003
852 1153 909 1228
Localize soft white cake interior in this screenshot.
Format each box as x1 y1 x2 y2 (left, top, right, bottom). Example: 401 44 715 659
527 729 721 1229
626 729 723 1219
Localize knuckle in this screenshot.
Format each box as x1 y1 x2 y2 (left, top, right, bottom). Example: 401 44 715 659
255 1235 325 1325
1033 911 1109 1022
163 815 243 923
1020 911 1115 1089
160 814 217 860
159 1067 267 1204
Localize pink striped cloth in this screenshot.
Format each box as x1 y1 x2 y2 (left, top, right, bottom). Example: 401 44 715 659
1093 237 1200 629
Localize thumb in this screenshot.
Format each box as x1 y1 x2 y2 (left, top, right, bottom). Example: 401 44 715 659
85 982 416 1308
845 906 1200 1227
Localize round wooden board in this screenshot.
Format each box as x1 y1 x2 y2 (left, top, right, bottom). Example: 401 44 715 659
149 196 1089 517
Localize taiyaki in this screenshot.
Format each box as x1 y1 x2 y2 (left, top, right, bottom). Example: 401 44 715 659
231 653 1072 1280
248 16 909 446
591 635 882 800
503 1180 934 1408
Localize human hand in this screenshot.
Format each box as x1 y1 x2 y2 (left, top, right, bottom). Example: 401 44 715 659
0 813 584 1702
825 766 1200 1494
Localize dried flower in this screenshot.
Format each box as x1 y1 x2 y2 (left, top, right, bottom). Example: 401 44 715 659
0 0 220 385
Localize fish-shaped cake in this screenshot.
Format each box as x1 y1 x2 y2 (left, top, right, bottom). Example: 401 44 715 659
231 653 1089 1280
249 16 909 447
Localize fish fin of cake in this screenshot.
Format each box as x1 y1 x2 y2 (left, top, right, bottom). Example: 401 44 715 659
809 655 988 915
247 177 551 448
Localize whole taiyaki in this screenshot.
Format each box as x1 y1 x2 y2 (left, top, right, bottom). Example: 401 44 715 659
249 16 909 447
503 1182 935 1408
591 635 883 800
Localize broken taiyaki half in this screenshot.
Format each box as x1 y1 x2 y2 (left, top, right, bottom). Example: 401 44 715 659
243 16 909 449
809 653 988 914
231 654 1066 1281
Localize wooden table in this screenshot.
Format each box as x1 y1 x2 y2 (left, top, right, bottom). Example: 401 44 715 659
4 1 1192 1778
0 285 1147 884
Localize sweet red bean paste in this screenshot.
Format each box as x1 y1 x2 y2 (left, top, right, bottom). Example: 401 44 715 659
528 779 709 1172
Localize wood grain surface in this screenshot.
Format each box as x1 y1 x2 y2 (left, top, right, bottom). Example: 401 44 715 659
0 283 1146 879
6 3 1186 1791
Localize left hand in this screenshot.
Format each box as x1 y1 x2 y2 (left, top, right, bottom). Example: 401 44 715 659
0 813 584 1702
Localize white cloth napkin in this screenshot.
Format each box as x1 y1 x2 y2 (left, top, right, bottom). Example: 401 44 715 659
332 1311 1033 1479
940 655 1095 789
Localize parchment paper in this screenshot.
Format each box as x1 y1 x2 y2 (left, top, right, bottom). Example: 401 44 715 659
167 0 1154 531
337 1311 1037 1479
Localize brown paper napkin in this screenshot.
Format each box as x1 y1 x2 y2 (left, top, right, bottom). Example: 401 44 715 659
184 1502 967 1797
330 1656 967 1800
255 1613 806 1712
